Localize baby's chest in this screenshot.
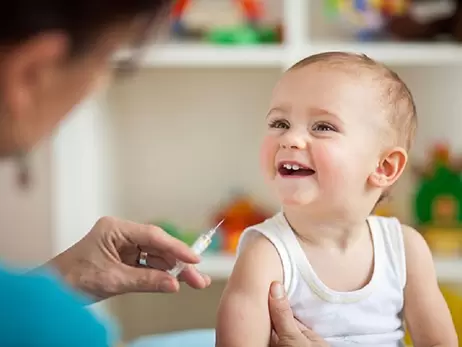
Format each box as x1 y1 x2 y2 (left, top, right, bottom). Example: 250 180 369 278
306 250 374 292
289 287 404 339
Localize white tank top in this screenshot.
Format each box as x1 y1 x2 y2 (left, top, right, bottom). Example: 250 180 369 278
237 212 406 347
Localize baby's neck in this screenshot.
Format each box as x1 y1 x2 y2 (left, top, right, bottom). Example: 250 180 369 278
282 206 370 249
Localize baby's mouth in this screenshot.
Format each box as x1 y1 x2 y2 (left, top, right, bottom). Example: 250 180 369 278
277 162 315 177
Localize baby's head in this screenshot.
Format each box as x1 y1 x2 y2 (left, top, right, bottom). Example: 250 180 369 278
260 51 416 217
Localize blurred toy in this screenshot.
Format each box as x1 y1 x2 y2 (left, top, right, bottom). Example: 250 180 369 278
171 0 282 44
412 142 462 256
324 0 410 41
154 220 184 241
413 142 462 226
170 0 205 39
387 0 462 42
213 192 270 254
206 0 280 44
153 220 194 245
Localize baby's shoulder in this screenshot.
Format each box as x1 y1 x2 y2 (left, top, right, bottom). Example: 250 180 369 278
237 213 283 254
232 229 284 285
238 227 280 257
398 223 430 259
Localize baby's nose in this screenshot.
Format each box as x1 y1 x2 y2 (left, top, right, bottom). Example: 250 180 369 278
280 132 308 149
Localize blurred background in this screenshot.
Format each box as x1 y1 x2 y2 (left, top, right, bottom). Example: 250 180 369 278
3 0 462 345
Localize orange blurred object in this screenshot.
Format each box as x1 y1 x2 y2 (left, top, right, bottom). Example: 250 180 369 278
214 193 270 253
172 0 190 18
237 0 264 20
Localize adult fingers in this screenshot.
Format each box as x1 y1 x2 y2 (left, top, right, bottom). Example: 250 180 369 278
295 319 312 335
270 330 279 347
177 264 211 289
140 254 175 270
295 319 328 345
268 281 300 337
116 263 181 294
301 328 326 343
118 219 200 263
136 255 211 289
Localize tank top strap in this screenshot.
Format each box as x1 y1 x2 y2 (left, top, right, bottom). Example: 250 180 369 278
369 215 406 290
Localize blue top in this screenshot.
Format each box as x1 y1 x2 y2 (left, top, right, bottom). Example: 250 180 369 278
0 264 117 347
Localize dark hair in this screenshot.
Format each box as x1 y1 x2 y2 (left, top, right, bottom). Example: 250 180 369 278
1 1 173 56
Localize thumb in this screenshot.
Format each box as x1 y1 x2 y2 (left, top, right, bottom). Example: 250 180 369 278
116 264 180 294
268 281 299 337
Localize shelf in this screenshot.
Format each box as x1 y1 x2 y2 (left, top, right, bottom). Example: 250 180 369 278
434 257 462 283
196 254 236 280
197 254 462 283
305 41 462 65
115 43 285 68
114 41 462 69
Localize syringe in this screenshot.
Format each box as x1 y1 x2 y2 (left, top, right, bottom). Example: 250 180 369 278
167 219 224 278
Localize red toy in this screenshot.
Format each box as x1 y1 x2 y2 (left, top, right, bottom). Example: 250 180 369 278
213 193 270 254
171 0 264 24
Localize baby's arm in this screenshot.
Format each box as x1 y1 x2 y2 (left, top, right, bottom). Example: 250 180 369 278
215 233 283 347
402 225 458 347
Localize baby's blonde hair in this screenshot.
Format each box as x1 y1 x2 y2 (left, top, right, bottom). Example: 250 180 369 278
288 52 417 152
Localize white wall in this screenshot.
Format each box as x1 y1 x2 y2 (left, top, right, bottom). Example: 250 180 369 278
108 68 283 230
51 92 116 255
0 141 52 266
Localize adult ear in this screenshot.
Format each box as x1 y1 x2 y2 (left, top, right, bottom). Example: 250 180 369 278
369 147 408 189
0 32 69 122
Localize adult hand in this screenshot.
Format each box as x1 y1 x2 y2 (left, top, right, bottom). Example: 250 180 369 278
46 216 211 302
269 282 329 347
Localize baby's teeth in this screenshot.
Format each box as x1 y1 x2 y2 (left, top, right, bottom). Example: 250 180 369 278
284 164 292 170
292 164 300 170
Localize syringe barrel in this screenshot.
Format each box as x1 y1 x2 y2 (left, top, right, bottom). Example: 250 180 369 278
168 262 187 277
190 235 212 255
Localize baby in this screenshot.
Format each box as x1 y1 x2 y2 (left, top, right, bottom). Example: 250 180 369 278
215 52 458 347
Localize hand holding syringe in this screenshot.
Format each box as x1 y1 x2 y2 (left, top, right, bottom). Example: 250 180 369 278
167 219 224 278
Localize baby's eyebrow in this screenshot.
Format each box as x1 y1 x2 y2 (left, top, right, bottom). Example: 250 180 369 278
266 106 289 118
309 107 336 118
309 107 344 125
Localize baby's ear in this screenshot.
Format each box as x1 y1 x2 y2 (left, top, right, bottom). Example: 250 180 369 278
369 147 408 189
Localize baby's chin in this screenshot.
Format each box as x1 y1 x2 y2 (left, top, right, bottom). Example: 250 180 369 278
278 192 316 207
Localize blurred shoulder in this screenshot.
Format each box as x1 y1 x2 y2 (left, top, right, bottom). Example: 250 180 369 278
0 264 117 347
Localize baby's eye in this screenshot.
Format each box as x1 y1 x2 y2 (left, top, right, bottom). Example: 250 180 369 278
268 119 290 129
312 122 336 132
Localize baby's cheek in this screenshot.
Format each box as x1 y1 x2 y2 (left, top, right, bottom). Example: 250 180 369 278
259 137 277 174
313 142 351 185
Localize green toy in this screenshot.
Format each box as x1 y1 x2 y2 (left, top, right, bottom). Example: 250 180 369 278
206 24 279 45
154 220 183 240
413 143 462 228
151 220 221 251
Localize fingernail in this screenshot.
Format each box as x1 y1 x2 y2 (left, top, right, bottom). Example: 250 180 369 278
271 282 285 299
202 274 211 287
160 279 175 292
